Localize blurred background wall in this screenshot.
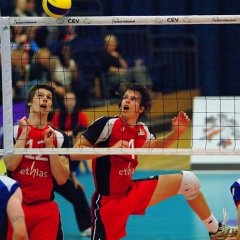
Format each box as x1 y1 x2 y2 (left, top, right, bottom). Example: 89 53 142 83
2 0 240 96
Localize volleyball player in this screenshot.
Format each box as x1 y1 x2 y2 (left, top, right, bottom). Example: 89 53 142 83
3 84 70 240
0 175 27 240
71 81 238 239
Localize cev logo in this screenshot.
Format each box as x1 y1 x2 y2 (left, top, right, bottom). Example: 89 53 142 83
68 19 80 23
167 18 179 22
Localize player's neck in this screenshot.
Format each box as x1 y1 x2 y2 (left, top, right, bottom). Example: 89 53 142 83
28 114 48 129
120 115 137 128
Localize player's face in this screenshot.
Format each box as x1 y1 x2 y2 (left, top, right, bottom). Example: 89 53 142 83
30 88 53 113
121 90 144 118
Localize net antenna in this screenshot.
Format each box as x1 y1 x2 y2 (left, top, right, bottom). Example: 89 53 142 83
1 15 240 156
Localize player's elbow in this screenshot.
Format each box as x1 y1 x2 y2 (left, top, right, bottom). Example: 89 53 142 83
4 161 18 172
13 229 27 240
55 178 68 185
70 154 80 160
54 172 69 185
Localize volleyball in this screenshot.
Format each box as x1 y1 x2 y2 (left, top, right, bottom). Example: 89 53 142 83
42 0 72 18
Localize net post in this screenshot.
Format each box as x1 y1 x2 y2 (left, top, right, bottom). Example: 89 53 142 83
1 17 14 155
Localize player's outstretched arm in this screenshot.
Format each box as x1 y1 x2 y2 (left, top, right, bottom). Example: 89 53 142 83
70 134 108 160
144 111 190 148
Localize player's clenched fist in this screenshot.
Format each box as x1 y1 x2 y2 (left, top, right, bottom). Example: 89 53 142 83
44 128 56 148
112 140 129 148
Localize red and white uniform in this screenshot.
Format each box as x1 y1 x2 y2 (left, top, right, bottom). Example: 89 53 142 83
6 124 69 240
83 116 158 240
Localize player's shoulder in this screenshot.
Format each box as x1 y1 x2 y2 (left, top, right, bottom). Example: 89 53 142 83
93 116 118 124
136 121 148 128
231 180 240 188
49 126 70 148
49 126 68 138
49 125 64 133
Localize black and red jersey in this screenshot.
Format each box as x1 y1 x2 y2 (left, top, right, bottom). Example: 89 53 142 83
83 116 155 196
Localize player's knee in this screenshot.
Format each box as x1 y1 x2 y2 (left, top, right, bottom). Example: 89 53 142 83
177 170 201 200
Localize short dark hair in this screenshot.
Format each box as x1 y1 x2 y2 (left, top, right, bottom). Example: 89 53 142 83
117 81 152 119
26 84 56 113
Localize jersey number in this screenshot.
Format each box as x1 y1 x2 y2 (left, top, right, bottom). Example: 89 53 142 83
24 139 48 161
128 139 135 159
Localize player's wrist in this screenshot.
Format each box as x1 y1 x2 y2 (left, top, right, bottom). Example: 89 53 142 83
46 144 56 148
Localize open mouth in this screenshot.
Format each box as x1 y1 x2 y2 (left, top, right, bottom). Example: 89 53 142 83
40 104 47 110
123 105 129 110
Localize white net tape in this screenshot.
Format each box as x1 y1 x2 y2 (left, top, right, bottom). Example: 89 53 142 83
0 148 240 156
8 15 240 26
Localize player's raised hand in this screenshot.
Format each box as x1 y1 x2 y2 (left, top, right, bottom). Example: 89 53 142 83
44 128 56 148
18 117 31 134
112 140 129 148
171 111 190 136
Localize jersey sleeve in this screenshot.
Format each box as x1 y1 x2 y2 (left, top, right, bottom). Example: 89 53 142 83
138 122 156 142
51 127 70 158
50 126 69 147
0 176 19 206
83 116 112 146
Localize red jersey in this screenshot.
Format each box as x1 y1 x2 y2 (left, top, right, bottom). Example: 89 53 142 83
83 116 155 196
51 112 88 131
8 124 69 203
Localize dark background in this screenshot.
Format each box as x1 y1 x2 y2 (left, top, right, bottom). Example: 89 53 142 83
2 0 240 96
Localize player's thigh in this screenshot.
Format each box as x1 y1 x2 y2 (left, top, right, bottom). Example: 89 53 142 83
29 201 62 240
148 173 182 207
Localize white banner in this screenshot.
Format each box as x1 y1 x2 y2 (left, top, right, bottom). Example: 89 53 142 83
191 96 240 164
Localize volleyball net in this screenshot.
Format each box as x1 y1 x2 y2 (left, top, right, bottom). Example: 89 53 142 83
1 15 240 169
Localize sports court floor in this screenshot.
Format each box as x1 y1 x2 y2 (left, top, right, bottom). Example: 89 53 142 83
55 169 239 240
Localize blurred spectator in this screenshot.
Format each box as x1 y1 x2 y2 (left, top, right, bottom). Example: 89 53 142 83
25 0 39 16
10 26 26 50
11 49 23 103
10 0 29 17
19 26 39 60
15 51 31 101
100 34 153 97
54 44 79 92
54 43 91 109
51 91 88 137
10 0 48 49
24 0 50 48
10 27 19 50
61 26 78 43
29 47 65 108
